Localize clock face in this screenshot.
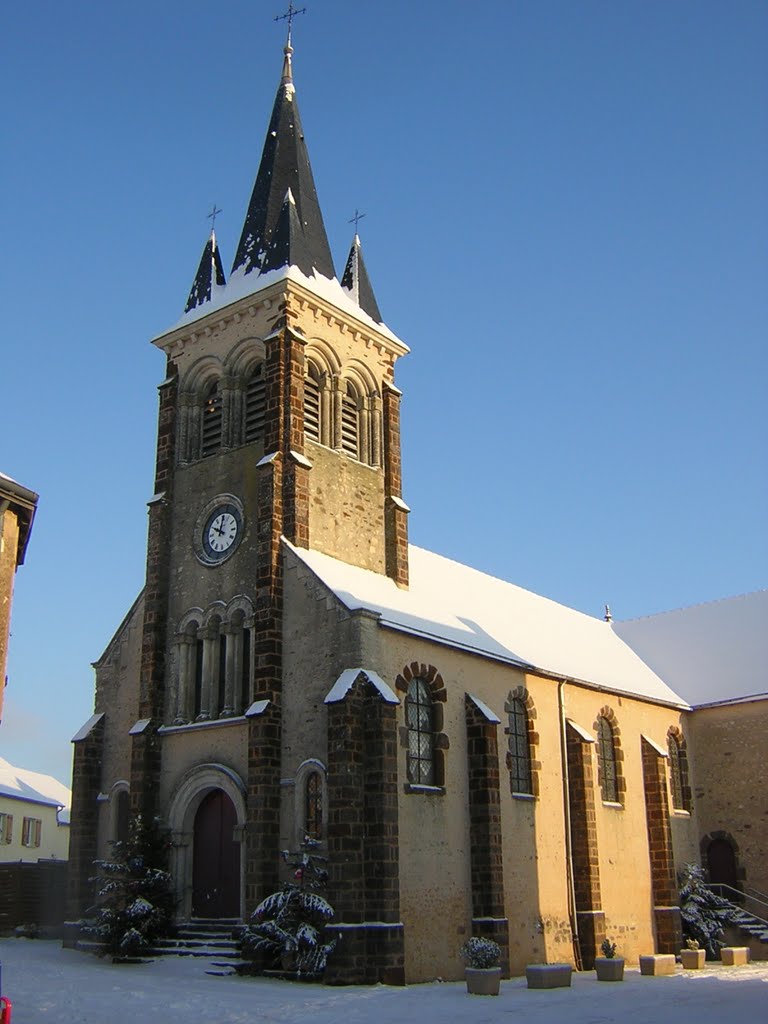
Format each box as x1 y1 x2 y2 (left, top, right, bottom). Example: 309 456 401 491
200 502 243 563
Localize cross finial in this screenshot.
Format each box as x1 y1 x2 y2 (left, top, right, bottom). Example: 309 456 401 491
348 209 366 234
274 3 306 44
207 204 223 233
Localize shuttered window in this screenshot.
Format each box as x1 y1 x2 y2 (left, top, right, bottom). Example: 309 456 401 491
201 382 223 457
304 364 321 443
244 367 266 443
340 381 360 459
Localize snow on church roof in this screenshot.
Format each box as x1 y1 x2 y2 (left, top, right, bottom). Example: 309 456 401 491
286 542 689 708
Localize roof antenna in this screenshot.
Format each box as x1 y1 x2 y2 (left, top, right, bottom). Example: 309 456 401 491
274 2 307 47
604 604 613 623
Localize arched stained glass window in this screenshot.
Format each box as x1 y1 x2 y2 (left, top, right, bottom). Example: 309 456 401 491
305 771 323 840
508 698 532 794
597 716 619 803
405 678 434 785
668 733 690 811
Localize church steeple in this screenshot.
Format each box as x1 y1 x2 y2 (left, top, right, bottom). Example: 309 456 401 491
341 233 383 324
184 230 226 313
231 40 335 281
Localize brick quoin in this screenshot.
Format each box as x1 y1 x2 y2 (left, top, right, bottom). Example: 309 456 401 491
66 716 105 922
566 724 606 969
641 737 682 952
382 384 408 587
464 696 510 976
325 675 404 985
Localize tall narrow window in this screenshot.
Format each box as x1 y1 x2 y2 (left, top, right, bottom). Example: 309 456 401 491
201 381 223 456
239 626 251 714
304 363 321 444
22 817 42 848
193 637 204 719
508 698 532 794
340 381 360 459
668 733 690 811
405 678 434 785
244 366 266 443
597 716 619 803
217 631 227 717
305 771 323 840
0 813 12 844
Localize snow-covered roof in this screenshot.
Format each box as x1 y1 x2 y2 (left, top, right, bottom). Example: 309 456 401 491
0 756 71 812
286 542 689 708
324 668 399 705
615 590 768 706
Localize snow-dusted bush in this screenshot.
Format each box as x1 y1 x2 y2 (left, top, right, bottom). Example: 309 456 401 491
85 815 175 959
240 838 337 977
679 863 740 958
459 936 501 969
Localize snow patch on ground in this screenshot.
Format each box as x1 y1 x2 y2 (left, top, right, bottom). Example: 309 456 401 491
1 939 767 1024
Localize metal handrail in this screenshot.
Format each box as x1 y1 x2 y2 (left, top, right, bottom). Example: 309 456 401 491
707 883 768 928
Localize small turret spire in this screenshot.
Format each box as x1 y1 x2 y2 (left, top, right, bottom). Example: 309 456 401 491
341 226 383 324
185 222 226 314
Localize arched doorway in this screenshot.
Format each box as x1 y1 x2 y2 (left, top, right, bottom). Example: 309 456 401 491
707 837 738 892
192 789 240 918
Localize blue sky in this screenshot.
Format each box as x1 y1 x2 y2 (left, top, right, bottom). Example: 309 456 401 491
2 1 766 785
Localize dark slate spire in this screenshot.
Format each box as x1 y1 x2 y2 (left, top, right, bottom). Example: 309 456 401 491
341 233 383 323
231 41 335 281
185 231 226 313
260 189 315 276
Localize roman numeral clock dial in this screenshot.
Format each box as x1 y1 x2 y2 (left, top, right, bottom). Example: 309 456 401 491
195 497 244 565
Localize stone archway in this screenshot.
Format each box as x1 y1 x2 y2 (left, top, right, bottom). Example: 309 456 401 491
167 763 247 921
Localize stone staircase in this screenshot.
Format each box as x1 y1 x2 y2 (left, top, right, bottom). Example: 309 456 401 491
148 919 244 960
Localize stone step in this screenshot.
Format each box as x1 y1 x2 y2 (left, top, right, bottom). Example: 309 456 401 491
155 938 239 950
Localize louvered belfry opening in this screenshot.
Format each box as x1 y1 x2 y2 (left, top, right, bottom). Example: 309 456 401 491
304 363 321 443
201 381 223 457
244 365 266 443
340 380 360 459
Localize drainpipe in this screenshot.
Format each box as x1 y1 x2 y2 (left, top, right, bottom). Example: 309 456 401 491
558 679 583 970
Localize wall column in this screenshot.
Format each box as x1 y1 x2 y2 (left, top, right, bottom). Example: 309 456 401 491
566 722 605 969
641 736 682 952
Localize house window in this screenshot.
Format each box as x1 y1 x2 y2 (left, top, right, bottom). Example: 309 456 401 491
668 732 690 811
201 381 223 456
405 678 434 785
305 771 323 840
597 716 619 803
340 381 360 459
22 817 42 848
0 813 12 844
508 697 533 794
244 366 266 443
304 363 322 444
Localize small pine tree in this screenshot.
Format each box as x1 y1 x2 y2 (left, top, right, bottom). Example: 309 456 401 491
679 863 740 958
86 814 175 959
240 837 337 977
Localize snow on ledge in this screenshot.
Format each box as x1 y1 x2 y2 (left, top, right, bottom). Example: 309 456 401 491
324 668 399 705
71 713 105 743
129 718 152 736
566 719 595 743
641 733 668 757
467 693 501 723
245 700 271 718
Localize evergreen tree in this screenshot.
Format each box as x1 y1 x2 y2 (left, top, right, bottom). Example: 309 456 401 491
240 837 337 977
679 863 740 958
86 814 175 959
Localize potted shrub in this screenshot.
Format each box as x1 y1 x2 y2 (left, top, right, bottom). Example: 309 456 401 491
460 936 503 995
680 937 705 970
594 939 625 982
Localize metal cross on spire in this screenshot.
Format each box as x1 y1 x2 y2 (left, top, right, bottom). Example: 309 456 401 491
207 204 223 233
274 2 306 44
348 209 366 233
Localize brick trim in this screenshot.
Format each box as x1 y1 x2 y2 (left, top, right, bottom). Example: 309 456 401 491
503 686 540 798
641 736 682 953
395 663 449 789
66 716 105 919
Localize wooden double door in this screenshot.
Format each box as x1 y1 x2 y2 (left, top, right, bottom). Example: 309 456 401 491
192 789 240 918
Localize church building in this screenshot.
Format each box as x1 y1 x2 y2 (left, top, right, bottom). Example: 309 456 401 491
67 30 757 984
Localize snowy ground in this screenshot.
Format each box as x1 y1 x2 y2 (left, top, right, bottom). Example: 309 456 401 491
1 940 767 1024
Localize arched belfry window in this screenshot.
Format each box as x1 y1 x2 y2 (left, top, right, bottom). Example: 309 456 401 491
340 380 360 459
244 365 266 443
304 362 322 444
507 697 532 794
201 380 223 457
596 715 619 803
405 678 434 785
668 730 691 811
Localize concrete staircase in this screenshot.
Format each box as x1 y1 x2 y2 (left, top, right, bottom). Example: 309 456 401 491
148 919 244 960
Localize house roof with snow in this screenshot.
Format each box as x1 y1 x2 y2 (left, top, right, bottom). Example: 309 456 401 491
0 471 39 567
0 756 71 817
614 590 768 707
286 541 689 709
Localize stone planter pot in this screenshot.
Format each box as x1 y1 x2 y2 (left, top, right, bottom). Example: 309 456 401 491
595 957 625 982
465 966 502 995
680 948 705 970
